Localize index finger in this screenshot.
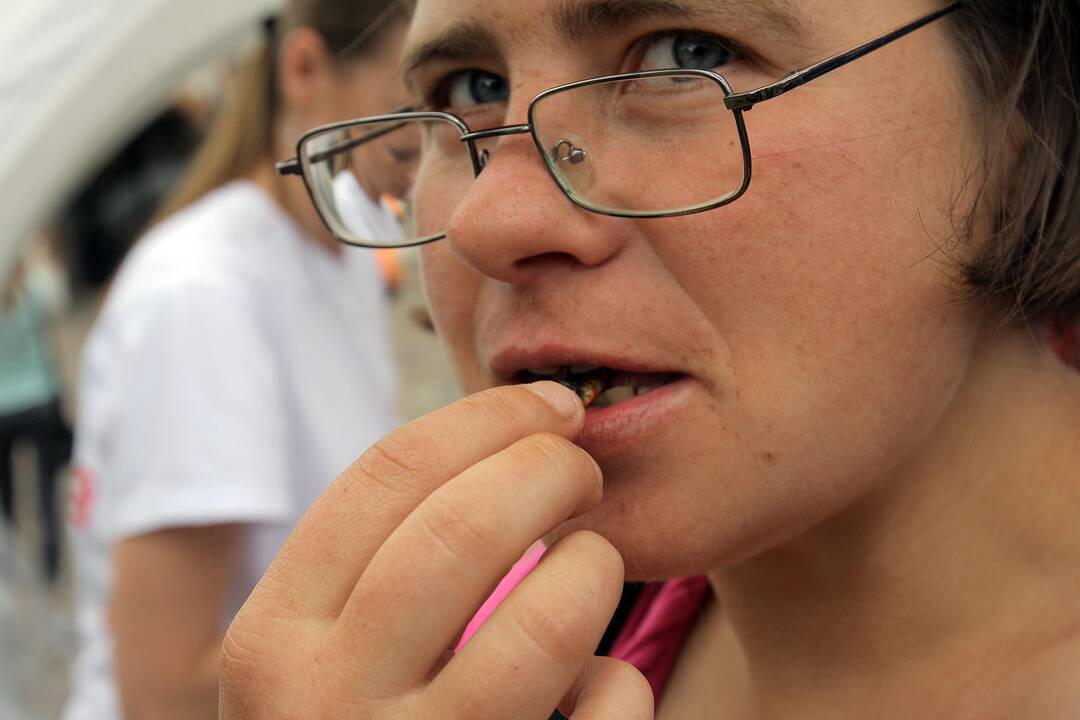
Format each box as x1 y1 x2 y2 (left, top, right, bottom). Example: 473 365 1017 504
250 382 585 617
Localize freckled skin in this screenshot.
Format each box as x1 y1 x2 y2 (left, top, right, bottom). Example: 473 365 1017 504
221 4 1080 718
415 0 986 579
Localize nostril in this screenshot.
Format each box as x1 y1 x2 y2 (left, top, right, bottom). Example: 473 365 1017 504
513 251 580 271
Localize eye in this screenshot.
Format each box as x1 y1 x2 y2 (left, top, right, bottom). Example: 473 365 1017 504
389 145 419 164
445 70 510 108
639 31 734 72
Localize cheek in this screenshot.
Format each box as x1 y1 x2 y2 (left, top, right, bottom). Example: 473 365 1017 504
573 113 984 577
419 244 484 389
675 120 978 440
668 64 979 400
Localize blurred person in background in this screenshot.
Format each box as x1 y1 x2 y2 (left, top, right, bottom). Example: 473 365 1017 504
63 1 411 718
58 108 203 296
0 244 71 584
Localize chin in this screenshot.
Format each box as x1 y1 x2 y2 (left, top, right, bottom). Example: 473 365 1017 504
536 429 756 581
546 418 894 584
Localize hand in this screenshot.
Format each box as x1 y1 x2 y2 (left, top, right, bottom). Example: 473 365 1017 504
220 383 654 719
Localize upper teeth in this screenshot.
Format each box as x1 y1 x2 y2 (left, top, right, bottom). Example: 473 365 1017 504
569 364 601 374
591 382 671 408
526 364 602 376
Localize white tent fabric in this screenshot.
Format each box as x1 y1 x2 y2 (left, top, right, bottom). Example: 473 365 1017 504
0 0 282 274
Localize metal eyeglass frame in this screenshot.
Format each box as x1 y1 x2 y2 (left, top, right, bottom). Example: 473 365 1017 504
277 1 966 249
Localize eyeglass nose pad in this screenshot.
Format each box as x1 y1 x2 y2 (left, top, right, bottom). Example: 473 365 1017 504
554 138 587 165
550 133 594 195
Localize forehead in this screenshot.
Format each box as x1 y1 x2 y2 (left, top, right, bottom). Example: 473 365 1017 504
408 0 806 32
403 0 809 77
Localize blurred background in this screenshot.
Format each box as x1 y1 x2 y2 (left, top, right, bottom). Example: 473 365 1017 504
1 1 459 717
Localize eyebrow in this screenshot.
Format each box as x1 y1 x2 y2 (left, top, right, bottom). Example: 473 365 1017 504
402 20 500 87
401 0 807 84
552 0 806 45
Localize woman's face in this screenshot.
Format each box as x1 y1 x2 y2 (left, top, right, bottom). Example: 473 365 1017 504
410 0 985 579
322 21 413 122
278 20 415 239
313 21 418 199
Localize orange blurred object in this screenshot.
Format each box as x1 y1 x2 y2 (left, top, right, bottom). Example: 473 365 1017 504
375 194 406 293
374 248 402 293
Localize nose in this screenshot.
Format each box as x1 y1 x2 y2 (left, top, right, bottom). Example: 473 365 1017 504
444 132 627 284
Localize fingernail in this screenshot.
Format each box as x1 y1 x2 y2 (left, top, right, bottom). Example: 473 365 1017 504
526 381 582 419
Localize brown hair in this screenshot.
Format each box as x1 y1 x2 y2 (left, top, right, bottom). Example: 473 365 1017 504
156 0 407 221
948 1 1080 325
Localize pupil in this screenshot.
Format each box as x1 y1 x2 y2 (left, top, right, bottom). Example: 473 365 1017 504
674 33 730 70
471 72 508 104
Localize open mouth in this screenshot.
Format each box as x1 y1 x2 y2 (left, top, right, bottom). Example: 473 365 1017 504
518 365 681 408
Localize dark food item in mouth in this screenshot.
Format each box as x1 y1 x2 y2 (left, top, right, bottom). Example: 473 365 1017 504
519 366 614 407
523 366 679 408
556 367 613 407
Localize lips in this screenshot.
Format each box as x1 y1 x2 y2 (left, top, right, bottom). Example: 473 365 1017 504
491 348 685 410
516 365 680 408
486 340 696 457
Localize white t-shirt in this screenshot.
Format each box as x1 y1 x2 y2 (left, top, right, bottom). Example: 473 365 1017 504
63 180 400 720
332 170 405 245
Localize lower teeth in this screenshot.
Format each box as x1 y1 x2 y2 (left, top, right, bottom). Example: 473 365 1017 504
590 385 633 408
634 382 668 396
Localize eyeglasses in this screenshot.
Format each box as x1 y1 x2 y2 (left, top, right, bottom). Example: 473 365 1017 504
277 2 966 249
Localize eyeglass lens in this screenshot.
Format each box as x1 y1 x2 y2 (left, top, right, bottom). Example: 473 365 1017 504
299 72 746 248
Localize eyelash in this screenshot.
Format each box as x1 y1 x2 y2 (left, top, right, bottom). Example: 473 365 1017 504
631 28 744 70
420 76 464 112
418 27 746 110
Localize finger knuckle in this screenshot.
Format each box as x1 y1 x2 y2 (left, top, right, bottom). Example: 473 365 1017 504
512 572 598 664
518 432 591 476
562 657 654 719
242 567 305 619
604 658 654 708
465 382 571 429
561 530 624 584
416 493 506 566
220 618 276 690
459 386 525 425
350 432 437 498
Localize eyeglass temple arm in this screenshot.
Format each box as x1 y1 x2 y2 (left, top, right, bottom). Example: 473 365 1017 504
724 1 966 112
276 106 417 177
